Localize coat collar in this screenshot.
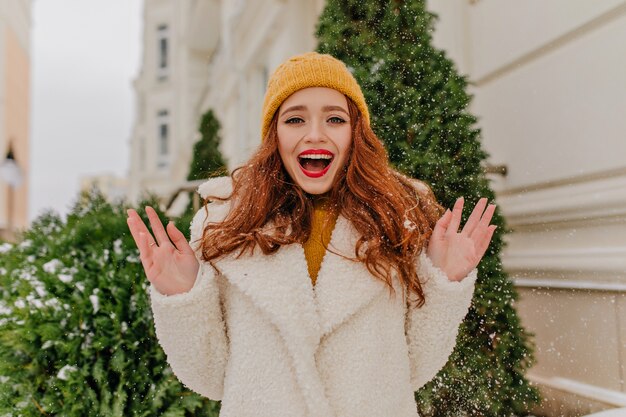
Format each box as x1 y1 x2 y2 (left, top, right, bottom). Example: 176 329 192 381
196 177 392 416
214 214 389 344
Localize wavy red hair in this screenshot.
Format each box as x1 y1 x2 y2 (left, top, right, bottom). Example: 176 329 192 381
196 97 444 307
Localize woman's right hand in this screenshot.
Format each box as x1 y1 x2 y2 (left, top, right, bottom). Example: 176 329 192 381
126 206 200 296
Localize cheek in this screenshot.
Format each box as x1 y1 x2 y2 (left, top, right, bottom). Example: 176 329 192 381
337 131 353 162
277 146 290 169
276 129 295 168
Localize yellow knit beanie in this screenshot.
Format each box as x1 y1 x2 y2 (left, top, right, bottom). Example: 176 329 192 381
260 52 370 140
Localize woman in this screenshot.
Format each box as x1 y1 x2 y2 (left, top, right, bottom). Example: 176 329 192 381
126 52 496 417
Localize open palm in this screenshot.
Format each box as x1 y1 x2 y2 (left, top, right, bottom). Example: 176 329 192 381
126 206 199 296
426 197 497 282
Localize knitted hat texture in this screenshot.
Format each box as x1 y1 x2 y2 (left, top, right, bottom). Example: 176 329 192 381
260 52 370 140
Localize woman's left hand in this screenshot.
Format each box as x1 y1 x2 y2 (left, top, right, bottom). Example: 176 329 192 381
426 197 497 282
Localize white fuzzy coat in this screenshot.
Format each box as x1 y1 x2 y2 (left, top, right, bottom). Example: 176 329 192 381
150 176 476 417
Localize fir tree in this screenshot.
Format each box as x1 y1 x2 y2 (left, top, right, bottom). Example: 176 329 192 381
177 109 228 235
0 188 220 416
317 1 540 415
187 109 227 182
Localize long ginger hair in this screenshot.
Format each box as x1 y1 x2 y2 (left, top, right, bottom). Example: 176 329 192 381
197 97 444 307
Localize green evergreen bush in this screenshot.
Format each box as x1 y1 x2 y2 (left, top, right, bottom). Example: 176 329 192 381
0 188 220 416
177 108 229 233
316 1 540 415
187 109 227 182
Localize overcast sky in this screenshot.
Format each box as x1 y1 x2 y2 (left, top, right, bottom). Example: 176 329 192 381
29 0 142 222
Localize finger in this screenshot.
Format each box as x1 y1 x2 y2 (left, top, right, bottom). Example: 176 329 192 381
126 209 156 247
137 232 154 274
475 225 497 259
145 206 171 247
461 198 488 236
431 209 452 240
471 204 497 238
445 197 465 237
166 222 195 256
127 219 157 258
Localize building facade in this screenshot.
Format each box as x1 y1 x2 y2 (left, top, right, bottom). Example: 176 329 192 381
128 0 214 205
0 0 31 241
129 1 626 414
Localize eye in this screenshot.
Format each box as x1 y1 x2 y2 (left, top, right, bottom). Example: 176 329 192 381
285 117 304 124
328 116 346 124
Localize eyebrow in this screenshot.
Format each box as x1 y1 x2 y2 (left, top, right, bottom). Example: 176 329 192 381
279 105 349 117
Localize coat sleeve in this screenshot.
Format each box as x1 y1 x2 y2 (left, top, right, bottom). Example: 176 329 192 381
149 202 229 401
405 251 477 391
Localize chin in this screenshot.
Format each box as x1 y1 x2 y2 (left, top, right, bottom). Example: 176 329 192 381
302 184 332 195
293 175 333 195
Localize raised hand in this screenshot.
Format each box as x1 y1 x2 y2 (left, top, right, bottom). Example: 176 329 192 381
426 197 497 282
126 206 200 296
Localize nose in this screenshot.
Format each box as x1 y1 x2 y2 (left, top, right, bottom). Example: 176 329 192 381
303 118 327 144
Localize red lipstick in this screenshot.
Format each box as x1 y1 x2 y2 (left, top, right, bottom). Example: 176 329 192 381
297 149 334 178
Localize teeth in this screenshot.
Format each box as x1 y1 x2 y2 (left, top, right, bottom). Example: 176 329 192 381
299 154 333 160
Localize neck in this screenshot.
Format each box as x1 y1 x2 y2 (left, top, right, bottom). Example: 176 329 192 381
308 192 333 210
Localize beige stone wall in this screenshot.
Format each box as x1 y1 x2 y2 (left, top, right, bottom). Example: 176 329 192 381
517 288 626 415
3 26 30 234
0 0 31 242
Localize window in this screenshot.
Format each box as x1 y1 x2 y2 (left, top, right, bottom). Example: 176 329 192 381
157 110 169 168
157 24 169 80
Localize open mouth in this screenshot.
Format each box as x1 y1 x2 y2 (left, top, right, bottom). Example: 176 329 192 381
297 150 334 178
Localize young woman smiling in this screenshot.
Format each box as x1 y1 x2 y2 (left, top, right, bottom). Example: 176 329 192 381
126 52 496 417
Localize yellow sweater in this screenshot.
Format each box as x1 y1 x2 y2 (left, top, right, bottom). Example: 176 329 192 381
302 196 339 286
